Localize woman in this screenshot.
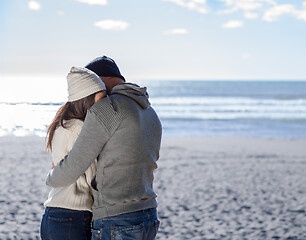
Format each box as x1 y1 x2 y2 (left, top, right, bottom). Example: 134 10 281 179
40 66 106 239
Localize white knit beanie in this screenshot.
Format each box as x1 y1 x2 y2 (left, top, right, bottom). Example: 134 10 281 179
67 66 106 102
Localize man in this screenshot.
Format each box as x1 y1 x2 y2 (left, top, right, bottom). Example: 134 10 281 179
46 56 162 240
85 56 126 93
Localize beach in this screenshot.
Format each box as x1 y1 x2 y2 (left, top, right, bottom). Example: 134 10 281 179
0 136 305 239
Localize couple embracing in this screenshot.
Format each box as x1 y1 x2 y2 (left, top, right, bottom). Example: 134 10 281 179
40 56 162 240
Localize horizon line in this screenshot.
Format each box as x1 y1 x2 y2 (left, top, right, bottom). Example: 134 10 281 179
1 75 306 82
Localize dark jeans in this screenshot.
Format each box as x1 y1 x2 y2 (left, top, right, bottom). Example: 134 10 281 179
40 207 92 240
91 208 160 240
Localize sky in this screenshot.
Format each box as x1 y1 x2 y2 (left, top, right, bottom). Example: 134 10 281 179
1 0 306 81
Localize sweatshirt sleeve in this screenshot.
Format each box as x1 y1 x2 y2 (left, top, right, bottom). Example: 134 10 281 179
46 109 111 188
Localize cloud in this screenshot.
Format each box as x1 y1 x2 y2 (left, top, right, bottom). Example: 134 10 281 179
57 11 64 16
76 0 107 5
263 4 296 22
219 0 266 14
218 0 306 23
222 20 244 28
242 53 251 59
162 0 208 14
94 20 129 31
296 2 306 21
28 1 41 11
263 2 306 22
163 28 188 35
244 12 259 19
163 0 306 23
218 0 277 20
231 0 262 11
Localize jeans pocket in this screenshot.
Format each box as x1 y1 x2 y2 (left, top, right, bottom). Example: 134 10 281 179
154 219 160 233
111 222 144 240
91 228 102 240
47 216 73 239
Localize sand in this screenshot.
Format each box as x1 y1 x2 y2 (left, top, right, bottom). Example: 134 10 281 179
0 136 305 239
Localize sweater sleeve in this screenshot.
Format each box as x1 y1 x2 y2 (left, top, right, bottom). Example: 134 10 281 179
46 109 111 188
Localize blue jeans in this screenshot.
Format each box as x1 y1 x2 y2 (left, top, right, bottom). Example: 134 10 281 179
40 207 92 240
91 208 160 240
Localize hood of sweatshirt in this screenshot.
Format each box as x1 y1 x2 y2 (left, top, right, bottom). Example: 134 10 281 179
110 83 151 109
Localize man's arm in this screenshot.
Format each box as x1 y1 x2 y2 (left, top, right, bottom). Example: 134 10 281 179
46 109 110 188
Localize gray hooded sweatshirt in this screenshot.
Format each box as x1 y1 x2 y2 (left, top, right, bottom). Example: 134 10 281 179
46 83 162 219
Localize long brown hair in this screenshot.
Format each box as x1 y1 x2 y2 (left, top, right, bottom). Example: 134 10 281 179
46 93 97 152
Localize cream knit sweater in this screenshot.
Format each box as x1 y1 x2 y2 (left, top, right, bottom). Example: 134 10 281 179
44 119 97 211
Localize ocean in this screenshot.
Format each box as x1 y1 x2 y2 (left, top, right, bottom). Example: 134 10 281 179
1 80 306 138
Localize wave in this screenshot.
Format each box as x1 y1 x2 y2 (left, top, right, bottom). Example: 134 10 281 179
158 115 306 121
150 97 306 106
2 96 306 106
1 96 306 137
